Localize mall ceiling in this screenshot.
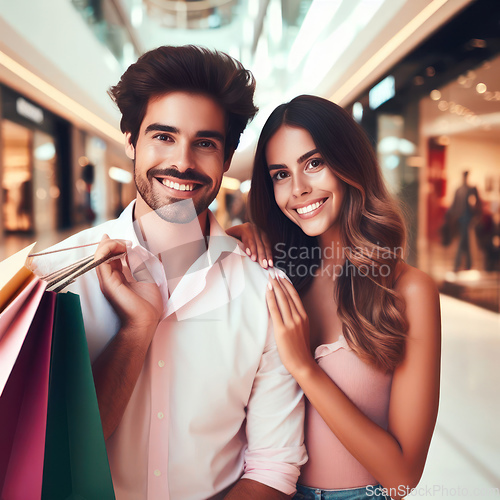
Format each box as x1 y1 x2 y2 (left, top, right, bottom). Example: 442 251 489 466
1 0 480 178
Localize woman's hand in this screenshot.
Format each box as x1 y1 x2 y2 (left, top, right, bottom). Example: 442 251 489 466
226 223 273 269
95 235 163 334
266 275 315 377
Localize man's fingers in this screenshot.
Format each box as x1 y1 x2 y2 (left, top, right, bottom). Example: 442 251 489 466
94 234 127 263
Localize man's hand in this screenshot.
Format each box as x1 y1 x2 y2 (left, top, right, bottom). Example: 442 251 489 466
95 234 163 332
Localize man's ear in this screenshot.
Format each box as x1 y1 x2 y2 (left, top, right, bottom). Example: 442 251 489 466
125 132 135 160
223 150 235 173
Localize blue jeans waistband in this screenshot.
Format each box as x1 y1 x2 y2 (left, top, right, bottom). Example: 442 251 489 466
293 483 390 500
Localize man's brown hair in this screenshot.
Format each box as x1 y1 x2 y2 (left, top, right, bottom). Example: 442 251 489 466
109 45 258 160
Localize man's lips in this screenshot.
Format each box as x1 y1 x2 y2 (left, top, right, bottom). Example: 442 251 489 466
157 177 200 192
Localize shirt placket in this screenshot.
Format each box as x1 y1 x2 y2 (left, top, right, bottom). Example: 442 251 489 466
147 319 172 498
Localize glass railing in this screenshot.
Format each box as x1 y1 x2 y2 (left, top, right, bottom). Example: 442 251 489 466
71 0 139 67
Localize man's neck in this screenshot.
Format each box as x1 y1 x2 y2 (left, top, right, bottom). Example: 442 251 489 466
133 202 210 292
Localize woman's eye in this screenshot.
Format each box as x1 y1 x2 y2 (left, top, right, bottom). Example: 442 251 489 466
273 171 289 181
307 158 324 170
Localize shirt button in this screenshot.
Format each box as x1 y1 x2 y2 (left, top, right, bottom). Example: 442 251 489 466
158 360 165 368
154 469 161 477
157 412 164 419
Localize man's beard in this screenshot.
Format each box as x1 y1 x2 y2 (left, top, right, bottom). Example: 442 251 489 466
135 167 218 224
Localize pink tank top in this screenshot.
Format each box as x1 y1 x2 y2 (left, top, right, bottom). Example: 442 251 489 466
299 335 392 490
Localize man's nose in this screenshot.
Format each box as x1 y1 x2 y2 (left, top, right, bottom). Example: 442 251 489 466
171 143 194 172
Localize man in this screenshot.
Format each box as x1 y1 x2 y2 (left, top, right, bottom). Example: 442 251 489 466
449 170 481 271
35 45 306 499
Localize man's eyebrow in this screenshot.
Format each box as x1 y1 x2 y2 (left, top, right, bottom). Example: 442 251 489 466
297 148 319 164
196 130 225 143
144 123 179 135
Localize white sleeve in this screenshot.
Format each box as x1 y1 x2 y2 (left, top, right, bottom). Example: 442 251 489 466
242 315 308 495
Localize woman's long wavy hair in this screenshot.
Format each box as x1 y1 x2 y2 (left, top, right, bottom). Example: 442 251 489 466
249 95 408 372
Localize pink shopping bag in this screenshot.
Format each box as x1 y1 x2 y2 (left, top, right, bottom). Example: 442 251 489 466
0 277 47 394
0 291 56 500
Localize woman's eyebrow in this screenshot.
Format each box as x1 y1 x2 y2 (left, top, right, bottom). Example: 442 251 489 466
268 163 286 171
268 148 320 171
297 148 319 164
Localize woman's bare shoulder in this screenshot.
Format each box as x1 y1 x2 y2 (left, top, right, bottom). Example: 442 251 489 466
394 261 439 301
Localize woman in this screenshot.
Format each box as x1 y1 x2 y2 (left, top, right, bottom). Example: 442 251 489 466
230 95 441 500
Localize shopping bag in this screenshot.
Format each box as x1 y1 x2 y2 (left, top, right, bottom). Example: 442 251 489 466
0 292 56 500
42 292 115 500
0 243 36 312
0 277 46 395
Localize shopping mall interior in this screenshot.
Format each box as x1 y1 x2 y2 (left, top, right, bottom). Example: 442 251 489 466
0 0 499 498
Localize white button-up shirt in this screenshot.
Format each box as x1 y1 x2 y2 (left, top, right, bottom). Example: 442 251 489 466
35 202 306 500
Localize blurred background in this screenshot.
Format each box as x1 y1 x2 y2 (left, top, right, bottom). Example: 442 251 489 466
0 0 499 497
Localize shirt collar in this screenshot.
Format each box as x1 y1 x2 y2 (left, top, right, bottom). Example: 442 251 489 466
114 200 245 265
112 200 245 319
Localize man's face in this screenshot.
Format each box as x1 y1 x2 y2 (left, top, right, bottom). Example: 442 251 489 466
127 91 231 223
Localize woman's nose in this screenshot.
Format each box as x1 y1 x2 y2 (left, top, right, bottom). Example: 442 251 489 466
292 174 311 197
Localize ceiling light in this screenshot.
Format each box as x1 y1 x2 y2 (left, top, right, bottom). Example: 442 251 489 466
222 176 240 190
0 50 123 144
330 0 450 104
239 180 251 193
109 167 133 184
430 90 441 101
476 83 487 94
34 142 56 161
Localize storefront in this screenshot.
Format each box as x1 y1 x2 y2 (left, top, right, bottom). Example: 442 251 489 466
0 84 134 241
0 85 72 234
349 0 500 311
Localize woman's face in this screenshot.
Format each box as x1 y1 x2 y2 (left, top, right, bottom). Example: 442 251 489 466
265 125 344 239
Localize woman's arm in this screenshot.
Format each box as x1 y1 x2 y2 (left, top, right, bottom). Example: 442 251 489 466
266 267 441 498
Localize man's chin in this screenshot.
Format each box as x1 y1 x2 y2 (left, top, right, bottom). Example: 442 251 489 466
151 198 207 224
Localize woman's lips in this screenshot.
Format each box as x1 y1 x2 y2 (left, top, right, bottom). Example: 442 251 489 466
292 198 327 219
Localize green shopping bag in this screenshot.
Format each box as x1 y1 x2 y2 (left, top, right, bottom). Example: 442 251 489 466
42 292 115 499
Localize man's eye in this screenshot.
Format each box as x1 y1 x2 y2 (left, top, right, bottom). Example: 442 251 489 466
198 140 215 148
154 134 172 142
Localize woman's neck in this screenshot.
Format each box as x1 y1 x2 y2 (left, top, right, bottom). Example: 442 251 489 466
318 224 345 269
